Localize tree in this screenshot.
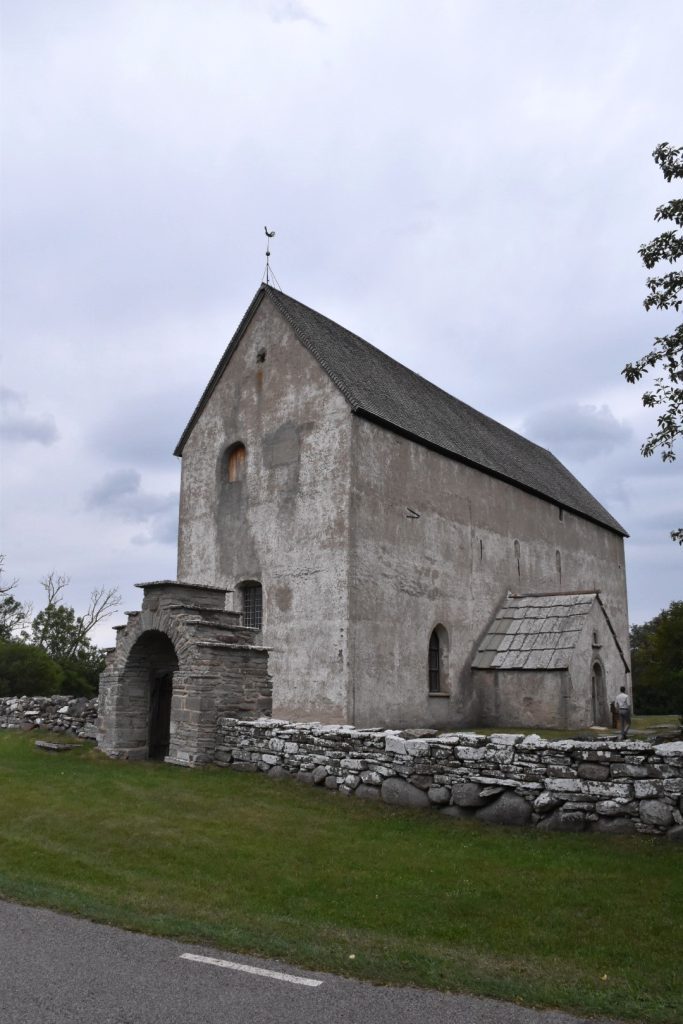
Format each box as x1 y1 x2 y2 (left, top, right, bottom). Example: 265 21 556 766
0 556 32 640
0 563 121 697
0 640 65 698
623 143 683 543
630 600 683 715
30 573 121 695
32 572 120 660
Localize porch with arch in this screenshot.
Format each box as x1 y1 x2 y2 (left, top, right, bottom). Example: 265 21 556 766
97 580 272 765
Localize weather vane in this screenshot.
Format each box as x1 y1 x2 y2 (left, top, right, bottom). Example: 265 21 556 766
262 226 281 289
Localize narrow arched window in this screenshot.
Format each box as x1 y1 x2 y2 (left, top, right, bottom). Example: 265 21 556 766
240 581 262 629
227 443 246 483
428 630 441 693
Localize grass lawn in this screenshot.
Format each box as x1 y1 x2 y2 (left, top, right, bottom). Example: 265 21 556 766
0 730 681 1023
464 714 681 741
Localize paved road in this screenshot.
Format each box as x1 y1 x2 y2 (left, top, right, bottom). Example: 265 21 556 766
1 900 623 1024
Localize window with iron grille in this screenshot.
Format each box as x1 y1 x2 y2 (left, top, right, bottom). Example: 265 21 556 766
428 629 441 692
241 582 262 629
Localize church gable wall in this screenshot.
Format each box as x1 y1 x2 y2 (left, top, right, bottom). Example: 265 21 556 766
177 297 353 723
567 601 630 724
347 416 629 729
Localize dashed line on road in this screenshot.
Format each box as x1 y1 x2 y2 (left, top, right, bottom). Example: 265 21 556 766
180 953 324 987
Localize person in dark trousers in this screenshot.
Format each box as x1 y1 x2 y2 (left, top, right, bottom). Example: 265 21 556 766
614 686 632 739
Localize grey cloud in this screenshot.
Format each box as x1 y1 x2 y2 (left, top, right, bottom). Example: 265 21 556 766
89 391 189 467
268 1 325 26
1 0 681 631
0 387 59 445
131 507 179 547
86 468 178 545
86 468 141 508
522 403 632 462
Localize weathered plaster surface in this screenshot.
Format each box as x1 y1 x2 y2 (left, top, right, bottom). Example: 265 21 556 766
177 296 353 722
347 416 629 728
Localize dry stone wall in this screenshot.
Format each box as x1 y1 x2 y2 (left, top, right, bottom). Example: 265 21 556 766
216 718 683 840
0 695 98 738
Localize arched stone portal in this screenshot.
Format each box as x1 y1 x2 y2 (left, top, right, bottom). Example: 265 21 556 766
115 630 178 760
97 581 272 765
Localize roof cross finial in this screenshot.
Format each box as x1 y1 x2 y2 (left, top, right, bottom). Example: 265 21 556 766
262 226 282 289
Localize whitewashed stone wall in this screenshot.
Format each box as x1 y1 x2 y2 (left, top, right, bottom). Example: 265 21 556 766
216 719 683 840
0 695 98 738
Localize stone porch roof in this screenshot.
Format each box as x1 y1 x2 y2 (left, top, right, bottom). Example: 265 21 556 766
472 592 629 672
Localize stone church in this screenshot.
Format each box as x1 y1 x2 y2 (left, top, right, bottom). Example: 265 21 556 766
97 285 631 765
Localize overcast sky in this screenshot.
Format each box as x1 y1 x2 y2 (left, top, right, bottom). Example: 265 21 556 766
1 0 681 646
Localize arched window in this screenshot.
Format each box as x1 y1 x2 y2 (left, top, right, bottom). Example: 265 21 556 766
239 581 262 629
227 443 246 483
428 631 441 692
428 625 450 694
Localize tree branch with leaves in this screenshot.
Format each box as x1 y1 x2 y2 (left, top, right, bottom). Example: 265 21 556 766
32 572 121 661
0 556 32 640
623 143 683 543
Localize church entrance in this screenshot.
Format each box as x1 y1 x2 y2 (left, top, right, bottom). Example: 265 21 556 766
149 671 173 760
109 629 179 760
97 581 273 764
591 661 607 726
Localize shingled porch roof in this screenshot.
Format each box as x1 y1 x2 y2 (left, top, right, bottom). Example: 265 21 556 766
472 592 629 672
175 286 627 537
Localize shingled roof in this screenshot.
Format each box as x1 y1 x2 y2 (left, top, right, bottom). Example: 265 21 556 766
175 285 626 536
472 592 629 672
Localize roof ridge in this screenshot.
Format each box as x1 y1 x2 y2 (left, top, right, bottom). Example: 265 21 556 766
263 287 361 411
266 287 560 462
175 284 627 537
174 286 267 456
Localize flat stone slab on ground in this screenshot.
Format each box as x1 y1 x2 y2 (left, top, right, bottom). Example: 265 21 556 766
34 740 83 752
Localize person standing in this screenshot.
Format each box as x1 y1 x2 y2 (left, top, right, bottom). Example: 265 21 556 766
614 686 632 739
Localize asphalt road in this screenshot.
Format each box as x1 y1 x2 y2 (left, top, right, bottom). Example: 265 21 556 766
1 900 623 1024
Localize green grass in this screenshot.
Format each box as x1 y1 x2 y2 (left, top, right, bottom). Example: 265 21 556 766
1 731 681 1022
631 714 680 731
462 714 681 741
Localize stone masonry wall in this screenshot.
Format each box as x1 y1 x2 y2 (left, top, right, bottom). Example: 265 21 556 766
0 695 99 738
216 718 683 840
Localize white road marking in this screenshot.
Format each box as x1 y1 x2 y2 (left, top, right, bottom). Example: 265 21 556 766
180 952 323 987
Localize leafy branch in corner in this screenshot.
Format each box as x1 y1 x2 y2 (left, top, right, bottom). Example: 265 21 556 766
623 143 683 544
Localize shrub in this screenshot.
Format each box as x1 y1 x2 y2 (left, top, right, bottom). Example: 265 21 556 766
0 640 65 697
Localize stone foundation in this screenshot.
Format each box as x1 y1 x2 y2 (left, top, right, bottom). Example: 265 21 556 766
216 719 683 840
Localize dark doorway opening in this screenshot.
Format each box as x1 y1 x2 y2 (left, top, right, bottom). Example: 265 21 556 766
118 629 179 759
149 671 173 760
591 661 607 726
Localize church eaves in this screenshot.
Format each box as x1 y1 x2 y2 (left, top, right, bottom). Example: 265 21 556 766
175 285 627 537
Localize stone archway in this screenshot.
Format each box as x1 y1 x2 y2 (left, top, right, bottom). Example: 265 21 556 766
97 580 271 765
121 630 178 760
